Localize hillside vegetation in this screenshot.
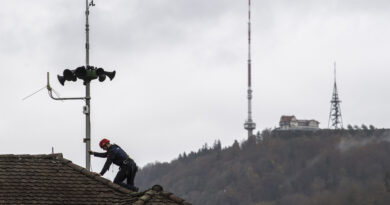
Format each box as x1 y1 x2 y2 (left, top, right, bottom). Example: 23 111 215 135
137 129 390 205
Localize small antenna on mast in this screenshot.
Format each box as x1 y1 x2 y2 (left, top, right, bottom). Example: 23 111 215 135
334 61 336 82
22 86 46 101
22 73 62 101
89 0 95 7
46 72 64 102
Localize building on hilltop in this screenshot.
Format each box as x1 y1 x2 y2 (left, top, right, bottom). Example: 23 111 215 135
278 115 320 131
0 153 191 205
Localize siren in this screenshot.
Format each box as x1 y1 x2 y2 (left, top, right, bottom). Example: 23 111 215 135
96 68 116 82
57 69 77 86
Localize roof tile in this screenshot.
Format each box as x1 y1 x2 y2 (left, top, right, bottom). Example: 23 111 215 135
0 154 190 204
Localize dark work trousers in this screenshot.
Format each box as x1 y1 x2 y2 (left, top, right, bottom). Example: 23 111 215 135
113 162 138 191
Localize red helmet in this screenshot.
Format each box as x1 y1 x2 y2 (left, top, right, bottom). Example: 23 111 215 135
99 138 110 148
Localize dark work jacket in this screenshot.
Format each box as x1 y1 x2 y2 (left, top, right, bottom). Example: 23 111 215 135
94 144 133 175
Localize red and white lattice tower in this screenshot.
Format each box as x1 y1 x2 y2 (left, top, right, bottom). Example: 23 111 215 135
244 0 256 137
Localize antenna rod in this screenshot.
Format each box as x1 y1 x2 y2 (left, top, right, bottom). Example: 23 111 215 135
86 0 90 67
248 0 251 88
334 61 336 83
247 0 252 121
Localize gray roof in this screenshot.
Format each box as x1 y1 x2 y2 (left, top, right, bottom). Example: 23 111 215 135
0 154 191 205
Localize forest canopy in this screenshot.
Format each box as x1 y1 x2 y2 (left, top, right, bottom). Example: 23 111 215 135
137 129 390 205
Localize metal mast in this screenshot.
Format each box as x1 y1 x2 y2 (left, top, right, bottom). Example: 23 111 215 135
328 62 343 129
244 0 256 137
84 0 94 171
47 0 115 171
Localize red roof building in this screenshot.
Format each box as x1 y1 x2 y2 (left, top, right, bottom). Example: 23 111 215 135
279 115 320 130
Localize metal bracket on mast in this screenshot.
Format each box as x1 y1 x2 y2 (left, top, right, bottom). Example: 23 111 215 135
46 72 88 101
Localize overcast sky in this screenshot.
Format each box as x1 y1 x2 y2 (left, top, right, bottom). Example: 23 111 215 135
1 0 389 180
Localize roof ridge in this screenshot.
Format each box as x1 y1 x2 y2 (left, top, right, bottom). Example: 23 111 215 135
133 185 192 205
0 153 63 159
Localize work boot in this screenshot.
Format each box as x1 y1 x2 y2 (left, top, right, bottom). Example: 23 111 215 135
127 185 139 192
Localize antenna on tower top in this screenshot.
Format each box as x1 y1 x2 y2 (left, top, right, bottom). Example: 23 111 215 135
244 0 256 138
328 61 343 129
334 61 337 82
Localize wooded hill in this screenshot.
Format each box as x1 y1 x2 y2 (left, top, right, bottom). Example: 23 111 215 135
137 129 390 205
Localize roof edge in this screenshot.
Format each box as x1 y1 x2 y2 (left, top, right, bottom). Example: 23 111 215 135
59 156 135 195
0 153 135 195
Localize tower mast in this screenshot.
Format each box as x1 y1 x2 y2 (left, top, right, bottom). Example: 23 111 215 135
84 0 92 171
244 0 256 137
328 62 343 129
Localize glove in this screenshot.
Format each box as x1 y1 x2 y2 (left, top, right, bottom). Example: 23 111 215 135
88 150 94 155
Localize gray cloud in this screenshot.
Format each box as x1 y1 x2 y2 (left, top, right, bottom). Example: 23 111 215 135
1 0 390 181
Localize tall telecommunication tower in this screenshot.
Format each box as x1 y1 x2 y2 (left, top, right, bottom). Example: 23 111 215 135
328 62 343 129
244 0 256 137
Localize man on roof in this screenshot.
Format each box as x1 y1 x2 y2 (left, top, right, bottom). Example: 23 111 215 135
89 138 138 192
